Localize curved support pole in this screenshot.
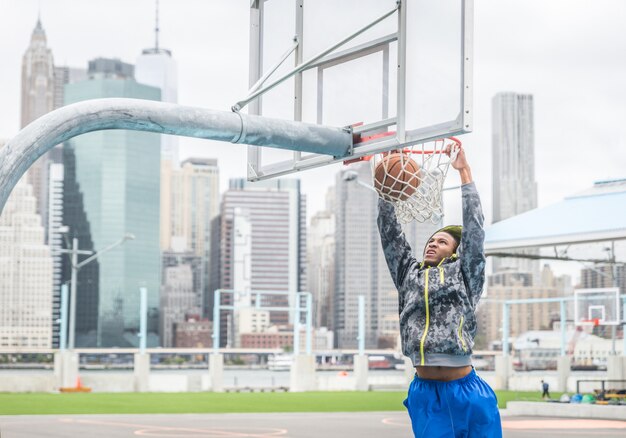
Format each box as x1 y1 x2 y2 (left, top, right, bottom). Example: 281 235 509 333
0 98 352 214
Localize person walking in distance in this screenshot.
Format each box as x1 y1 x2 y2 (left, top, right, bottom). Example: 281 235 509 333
377 144 501 437
541 380 551 399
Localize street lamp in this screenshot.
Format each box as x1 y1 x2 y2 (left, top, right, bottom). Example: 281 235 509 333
58 230 135 349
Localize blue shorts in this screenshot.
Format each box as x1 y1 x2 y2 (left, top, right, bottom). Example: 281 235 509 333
403 368 502 438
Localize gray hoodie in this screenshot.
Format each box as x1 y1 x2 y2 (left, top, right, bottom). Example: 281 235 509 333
377 182 486 367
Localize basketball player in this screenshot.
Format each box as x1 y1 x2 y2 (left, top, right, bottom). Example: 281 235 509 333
377 145 501 437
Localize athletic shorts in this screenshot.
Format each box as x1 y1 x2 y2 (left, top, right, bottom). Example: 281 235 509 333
403 368 502 438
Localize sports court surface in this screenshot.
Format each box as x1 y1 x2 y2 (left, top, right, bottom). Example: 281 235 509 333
1 412 625 437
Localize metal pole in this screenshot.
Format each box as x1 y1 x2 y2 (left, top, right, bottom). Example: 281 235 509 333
358 295 365 355
293 294 301 356
305 292 312 355
622 297 626 356
560 299 567 356
59 283 68 351
0 99 353 215
611 242 617 355
139 287 147 353
396 0 407 143
68 238 78 350
502 302 510 357
212 290 220 355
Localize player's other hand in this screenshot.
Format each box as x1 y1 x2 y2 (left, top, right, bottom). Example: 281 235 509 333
444 143 469 171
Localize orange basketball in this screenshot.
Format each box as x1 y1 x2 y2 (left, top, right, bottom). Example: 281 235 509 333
374 153 420 201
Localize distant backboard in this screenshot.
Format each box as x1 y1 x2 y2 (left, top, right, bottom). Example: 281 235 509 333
574 288 621 326
242 0 473 181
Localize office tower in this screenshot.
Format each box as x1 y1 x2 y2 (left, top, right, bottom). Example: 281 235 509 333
53 66 87 111
61 58 161 347
161 158 219 316
47 66 86 347
48 163 64 347
217 178 306 346
308 203 335 329
20 18 55 235
492 92 539 279
334 163 380 348
0 168 53 348
581 264 626 293
135 16 179 165
160 250 203 347
160 264 197 347
333 163 441 349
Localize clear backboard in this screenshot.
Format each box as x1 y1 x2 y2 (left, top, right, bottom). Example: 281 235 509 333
574 288 621 326
241 0 473 181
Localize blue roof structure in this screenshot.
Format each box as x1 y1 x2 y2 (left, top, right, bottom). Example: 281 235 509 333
484 179 626 251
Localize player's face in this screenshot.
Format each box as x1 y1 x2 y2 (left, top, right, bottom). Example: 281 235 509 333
423 232 456 266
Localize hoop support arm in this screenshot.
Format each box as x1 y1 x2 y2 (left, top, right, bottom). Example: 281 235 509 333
0 98 352 215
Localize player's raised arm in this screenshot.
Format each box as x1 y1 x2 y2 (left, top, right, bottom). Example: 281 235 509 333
377 198 417 292
446 145 486 306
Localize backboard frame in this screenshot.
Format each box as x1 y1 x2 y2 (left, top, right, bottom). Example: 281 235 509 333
244 0 474 181
574 287 621 326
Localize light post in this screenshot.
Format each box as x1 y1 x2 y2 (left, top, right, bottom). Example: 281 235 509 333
58 230 135 349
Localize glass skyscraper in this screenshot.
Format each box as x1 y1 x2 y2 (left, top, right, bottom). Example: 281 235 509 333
62 60 161 347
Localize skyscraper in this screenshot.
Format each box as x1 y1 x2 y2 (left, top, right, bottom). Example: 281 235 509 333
334 163 441 349
0 140 53 348
308 198 335 329
20 18 55 236
160 250 203 347
61 59 161 347
218 179 307 333
492 92 539 278
161 158 220 316
48 66 86 348
48 163 64 347
135 2 179 165
160 263 197 347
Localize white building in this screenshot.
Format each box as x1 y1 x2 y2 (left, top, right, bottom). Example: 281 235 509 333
308 189 335 329
135 6 179 165
0 169 53 348
160 264 197 347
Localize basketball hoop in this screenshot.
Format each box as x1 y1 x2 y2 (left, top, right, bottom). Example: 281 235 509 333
580 318 601 327
345 135 461 224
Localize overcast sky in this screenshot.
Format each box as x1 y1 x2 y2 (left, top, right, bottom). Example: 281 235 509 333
1 0 625 276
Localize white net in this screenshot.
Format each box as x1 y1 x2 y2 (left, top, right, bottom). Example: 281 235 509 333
371 138 460 224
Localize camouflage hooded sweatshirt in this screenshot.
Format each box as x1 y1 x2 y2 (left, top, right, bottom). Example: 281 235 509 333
377 182 486 367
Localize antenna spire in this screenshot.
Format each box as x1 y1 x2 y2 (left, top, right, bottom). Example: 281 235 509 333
155 0 160 50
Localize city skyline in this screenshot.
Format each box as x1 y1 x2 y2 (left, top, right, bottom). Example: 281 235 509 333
1 1 624 224
0 1 625 285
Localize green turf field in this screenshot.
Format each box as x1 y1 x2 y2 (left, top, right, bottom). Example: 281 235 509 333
0 390 555 415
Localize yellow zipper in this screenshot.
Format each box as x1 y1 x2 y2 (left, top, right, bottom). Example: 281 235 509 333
438 267 444 284
458 315 467 352
419 268 430 366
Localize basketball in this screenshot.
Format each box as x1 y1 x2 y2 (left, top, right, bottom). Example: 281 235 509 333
374 153 421 201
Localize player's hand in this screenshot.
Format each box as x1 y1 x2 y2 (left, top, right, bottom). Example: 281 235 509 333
444 143 469 171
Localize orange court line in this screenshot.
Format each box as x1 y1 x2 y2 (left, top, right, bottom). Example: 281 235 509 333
502 419 626 430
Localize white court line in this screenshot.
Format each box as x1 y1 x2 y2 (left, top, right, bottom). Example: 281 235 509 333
59 418 288 437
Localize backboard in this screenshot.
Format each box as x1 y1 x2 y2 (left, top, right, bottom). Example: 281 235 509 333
574 288 621 326
242 0 473 181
